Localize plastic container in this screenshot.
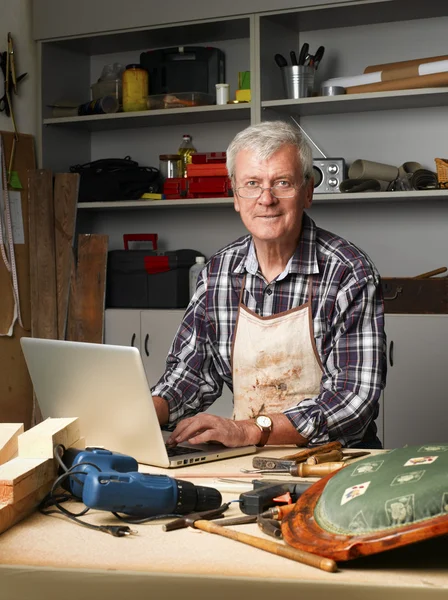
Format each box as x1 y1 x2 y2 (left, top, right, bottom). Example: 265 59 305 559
215 83 230 105
178 134 196 178
91 79 122 103
78 96 119 115
189 256 205 299
159 154 182 179
147 92 214 110
122 64 148 112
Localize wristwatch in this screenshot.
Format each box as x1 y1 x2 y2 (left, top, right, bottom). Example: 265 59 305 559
254 415 273 448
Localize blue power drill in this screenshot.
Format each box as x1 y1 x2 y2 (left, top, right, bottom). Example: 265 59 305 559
61 448 222 517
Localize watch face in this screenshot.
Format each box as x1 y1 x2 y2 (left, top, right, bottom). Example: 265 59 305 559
257 415 272 428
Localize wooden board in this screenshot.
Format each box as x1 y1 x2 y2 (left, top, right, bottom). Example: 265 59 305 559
0 457 54 505
53 173 79 340
0 424 24 466
18 417 81 459
28 169 58 340
0 132 35 429
67 234 108 343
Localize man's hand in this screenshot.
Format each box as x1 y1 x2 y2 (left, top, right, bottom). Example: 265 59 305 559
165 414 261 448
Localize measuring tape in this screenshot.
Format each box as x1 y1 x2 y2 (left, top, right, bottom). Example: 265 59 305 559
0 134 23 335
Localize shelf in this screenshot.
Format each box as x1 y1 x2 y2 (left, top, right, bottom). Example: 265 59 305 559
262 88 448 117
77 190 448 210
43 103 251 131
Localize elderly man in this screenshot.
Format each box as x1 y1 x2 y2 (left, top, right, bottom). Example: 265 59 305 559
152 121 386 449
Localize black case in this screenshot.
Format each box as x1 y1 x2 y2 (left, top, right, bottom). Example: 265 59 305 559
140 46 225 95
107 249 203 309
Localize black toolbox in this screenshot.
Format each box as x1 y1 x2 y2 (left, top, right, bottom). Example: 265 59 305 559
106 234 204 309
140 46 225 96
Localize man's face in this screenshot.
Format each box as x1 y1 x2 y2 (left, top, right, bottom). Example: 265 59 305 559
233 145 313 246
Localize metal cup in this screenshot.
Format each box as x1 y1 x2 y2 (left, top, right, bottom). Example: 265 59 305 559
281 66 315 99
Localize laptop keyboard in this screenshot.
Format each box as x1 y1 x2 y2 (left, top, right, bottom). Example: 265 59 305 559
165 445 201 457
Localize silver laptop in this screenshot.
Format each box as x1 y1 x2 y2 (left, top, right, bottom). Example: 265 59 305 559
20 337 256 468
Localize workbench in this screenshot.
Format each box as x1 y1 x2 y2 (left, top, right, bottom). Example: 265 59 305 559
0 446 447 600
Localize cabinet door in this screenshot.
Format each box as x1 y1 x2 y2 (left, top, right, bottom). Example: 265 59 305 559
104 309 141 349
141 309 234 418
383 315 448 448
140 310 185 387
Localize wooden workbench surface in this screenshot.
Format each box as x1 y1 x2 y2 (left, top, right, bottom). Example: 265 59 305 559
0 447 447 600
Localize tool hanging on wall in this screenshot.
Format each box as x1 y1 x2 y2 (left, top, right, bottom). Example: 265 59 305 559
0 33 27 181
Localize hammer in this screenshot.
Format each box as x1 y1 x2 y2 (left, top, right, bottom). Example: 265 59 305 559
164 510 337 572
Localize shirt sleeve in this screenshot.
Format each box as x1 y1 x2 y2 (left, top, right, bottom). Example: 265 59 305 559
283 270 387 446
151 270 225 428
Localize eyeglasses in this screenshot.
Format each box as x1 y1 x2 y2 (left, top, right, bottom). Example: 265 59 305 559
236 184 298 200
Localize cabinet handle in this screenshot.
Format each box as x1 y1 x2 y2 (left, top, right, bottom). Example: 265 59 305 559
389 340 394 367
130 333 136 347
144 333 149 356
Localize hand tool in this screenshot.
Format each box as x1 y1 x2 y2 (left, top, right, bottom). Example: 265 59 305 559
61 447 222 518
313 45 325 70
253 440 342 469
239 480 313 515
290 50 298 66
257 515 282 538
414 267 447 279
242 462 346 478
274 53 288 68
298 42 309 66
165 509 337 572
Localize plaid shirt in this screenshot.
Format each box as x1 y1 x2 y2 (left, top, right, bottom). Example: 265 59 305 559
152 213 387 447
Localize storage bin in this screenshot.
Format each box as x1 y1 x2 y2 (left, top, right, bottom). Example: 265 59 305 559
106 234 204 308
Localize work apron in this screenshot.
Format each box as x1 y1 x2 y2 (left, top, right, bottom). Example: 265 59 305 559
232 275 323 421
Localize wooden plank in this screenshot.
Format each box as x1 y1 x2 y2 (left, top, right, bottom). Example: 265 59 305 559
0 479 54 536
18 417 81 459
53 173 79 340
0 424 24 466
67 234 108 343
0 457 54 505
0 132 35 429
28 169 58 340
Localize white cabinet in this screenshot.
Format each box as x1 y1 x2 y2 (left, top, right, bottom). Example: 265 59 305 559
383 314 448 448
104 309 233 418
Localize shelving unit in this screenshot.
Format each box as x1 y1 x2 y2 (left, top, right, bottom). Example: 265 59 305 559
77 189 448 211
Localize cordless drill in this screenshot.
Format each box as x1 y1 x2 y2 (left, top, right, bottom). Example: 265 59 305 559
61 448 222 517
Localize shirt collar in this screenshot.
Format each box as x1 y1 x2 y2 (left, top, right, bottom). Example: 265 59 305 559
234 213 319 276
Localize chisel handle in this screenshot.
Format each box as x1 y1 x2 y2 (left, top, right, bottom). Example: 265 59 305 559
291 462 346 477
306 449 343 465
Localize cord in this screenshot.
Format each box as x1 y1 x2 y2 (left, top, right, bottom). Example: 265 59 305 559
39 457 136 537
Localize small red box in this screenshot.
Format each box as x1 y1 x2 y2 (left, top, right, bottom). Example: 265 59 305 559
187 176 232 198
186 163 228 177
163 177 188 199
191 152 226 164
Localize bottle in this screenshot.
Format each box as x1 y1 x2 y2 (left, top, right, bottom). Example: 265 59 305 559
178 134 196 178
189 256 205 299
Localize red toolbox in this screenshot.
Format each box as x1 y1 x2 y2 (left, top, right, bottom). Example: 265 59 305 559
186 163 228 177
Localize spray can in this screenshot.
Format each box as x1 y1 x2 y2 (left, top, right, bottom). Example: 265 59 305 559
189 256 205 299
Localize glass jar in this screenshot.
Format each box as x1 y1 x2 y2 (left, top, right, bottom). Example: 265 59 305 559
122 64 148 112
159 154 182 179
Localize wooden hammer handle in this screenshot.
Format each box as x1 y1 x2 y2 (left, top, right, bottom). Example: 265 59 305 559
292 462 346 477
194 519 337 572
414 267 447 279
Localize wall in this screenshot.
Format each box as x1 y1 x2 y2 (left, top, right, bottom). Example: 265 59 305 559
0 0 37 137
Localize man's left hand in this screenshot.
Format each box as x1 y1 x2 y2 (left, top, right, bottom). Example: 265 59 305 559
165 414 260 448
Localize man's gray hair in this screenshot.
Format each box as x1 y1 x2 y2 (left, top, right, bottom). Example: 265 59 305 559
226 120 313 184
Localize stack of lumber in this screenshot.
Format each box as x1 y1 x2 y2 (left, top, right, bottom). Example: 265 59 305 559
28 170 108 345
0 418 84 536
